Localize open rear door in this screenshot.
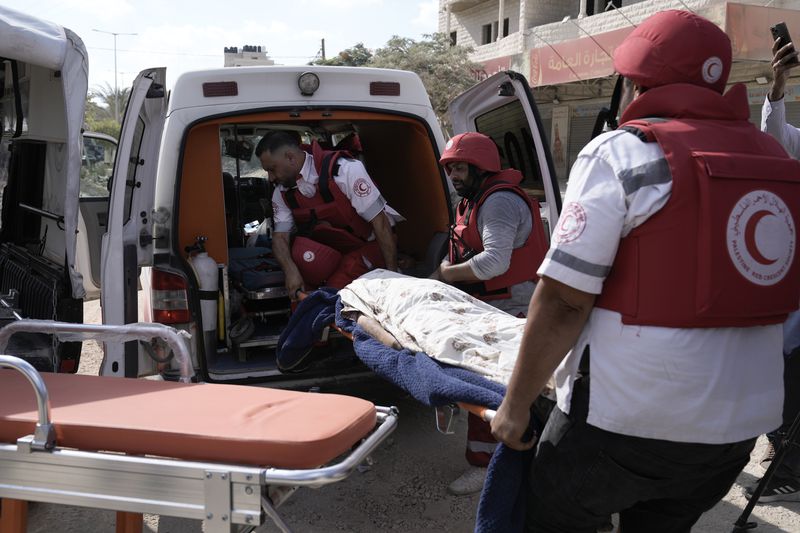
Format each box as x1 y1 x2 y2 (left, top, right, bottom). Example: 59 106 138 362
448 71 561 231
100 68 166 377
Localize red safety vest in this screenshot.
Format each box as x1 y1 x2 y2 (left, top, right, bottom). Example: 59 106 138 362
596 83 800 327
281 141 373 253
449 169 549 299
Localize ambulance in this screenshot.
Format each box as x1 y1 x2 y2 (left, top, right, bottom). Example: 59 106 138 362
96 65 561 387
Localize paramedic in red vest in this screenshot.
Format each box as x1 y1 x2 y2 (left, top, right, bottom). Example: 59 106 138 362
433 132 548 495
256 131 401 297
490 11 800 531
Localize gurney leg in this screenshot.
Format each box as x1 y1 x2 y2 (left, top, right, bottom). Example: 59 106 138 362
0 498 28 533
116 511 143 533
259 495 292 533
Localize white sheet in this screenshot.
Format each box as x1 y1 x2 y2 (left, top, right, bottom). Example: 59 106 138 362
339 269 526 385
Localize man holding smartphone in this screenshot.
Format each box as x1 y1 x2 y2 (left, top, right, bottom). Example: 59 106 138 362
757 27 800 504
763 25 800 153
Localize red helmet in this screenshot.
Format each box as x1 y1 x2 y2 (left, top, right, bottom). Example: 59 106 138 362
291 237 342 286
613 10 731 94
439 132 501 173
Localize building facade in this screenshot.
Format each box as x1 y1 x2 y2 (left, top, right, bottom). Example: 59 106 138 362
223 45 275 67
439 0 800 184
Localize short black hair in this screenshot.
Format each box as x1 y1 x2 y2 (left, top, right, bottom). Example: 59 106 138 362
254 130 301 157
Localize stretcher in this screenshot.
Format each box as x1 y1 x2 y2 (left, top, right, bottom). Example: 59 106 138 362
0 320 398 533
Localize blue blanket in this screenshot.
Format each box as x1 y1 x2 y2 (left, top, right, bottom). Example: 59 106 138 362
282 290 538 532
276 288 339 371
334 298 540 533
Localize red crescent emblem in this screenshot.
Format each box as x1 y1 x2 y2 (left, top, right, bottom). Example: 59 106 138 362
744 210 778 265
353 178 372 197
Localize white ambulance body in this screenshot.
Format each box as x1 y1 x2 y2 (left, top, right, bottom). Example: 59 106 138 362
100 65 561 387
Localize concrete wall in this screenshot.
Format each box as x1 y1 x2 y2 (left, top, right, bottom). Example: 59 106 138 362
440 0 523 49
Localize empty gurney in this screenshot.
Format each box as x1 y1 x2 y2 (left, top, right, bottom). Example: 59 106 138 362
0 322 397 533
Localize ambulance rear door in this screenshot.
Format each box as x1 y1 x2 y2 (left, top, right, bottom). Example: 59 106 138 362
100 68 166 377
448 71 561 231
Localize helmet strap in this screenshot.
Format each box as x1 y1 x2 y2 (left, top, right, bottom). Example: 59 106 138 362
463 166 493 201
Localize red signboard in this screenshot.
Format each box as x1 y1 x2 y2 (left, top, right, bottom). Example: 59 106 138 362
475 55 513 81
529 27 632 86
528 3 798 87
726 3 800 61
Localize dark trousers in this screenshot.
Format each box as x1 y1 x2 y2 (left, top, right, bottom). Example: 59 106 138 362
769 346 800 478
525 377 756 533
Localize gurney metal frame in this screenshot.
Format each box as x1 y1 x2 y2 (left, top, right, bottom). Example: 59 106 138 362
0 319 195 382
0 321 399 533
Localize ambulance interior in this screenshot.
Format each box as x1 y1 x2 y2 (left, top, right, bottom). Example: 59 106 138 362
174 104 549 380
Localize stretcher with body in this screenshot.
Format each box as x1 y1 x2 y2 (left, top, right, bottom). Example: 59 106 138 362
322 304 498 428
0 320 398 533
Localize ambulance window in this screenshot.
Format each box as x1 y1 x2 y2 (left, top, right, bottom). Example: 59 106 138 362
80 136 117 197
123 117 146 222
474 100 545 198
1 62 29 135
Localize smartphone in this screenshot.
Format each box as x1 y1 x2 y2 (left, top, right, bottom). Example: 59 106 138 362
771 22 800 64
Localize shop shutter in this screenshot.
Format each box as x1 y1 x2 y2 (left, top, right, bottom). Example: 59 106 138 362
567 104 604 172
750 100 800 137
786 101 800 130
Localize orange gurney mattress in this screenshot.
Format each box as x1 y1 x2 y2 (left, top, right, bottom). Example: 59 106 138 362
0 371 376 468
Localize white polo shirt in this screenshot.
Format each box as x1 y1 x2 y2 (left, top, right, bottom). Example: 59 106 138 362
271 152 403 235
538 128 784 445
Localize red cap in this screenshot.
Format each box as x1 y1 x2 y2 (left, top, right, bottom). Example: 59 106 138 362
439 132 501 173
613 10 731 94
291 237 342 286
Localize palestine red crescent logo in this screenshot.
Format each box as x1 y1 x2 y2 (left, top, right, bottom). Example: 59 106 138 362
727 190 795 286
702 56 723 84
303 251 315 262
554 202 587 244
353 178 372 197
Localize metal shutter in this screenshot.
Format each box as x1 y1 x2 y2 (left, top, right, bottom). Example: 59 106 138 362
567 102 605 172
750 100 800 134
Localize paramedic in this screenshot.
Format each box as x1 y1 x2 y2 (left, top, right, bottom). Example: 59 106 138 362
491 10 800 531
753 36 800 503
433 132 548 496
255 131 401 296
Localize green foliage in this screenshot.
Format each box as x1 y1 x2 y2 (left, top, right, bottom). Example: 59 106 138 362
84 83 131 138
316 34 480 131
369 33 480 131
312 43 373 66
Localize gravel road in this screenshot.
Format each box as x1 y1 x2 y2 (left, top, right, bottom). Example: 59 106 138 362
21 299 800 532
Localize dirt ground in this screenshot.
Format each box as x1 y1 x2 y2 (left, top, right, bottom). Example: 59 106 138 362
22 300 800 532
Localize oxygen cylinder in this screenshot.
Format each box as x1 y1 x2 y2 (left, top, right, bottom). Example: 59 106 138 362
189 250 219 338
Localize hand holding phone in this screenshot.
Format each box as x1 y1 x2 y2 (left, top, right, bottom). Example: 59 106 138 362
771 22 800 65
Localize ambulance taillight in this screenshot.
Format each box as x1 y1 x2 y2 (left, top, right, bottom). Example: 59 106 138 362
151 268 191 324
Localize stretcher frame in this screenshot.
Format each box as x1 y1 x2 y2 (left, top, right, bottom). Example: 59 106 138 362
0 321 398 533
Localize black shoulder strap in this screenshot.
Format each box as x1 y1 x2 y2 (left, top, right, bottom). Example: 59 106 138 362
619 125 651 143
591 75 624 140
317 152 339 203
619 118 668 143
284 188 300 210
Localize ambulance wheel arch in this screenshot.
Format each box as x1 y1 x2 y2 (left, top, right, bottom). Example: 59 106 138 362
100 68 167 377
447 71 561 233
